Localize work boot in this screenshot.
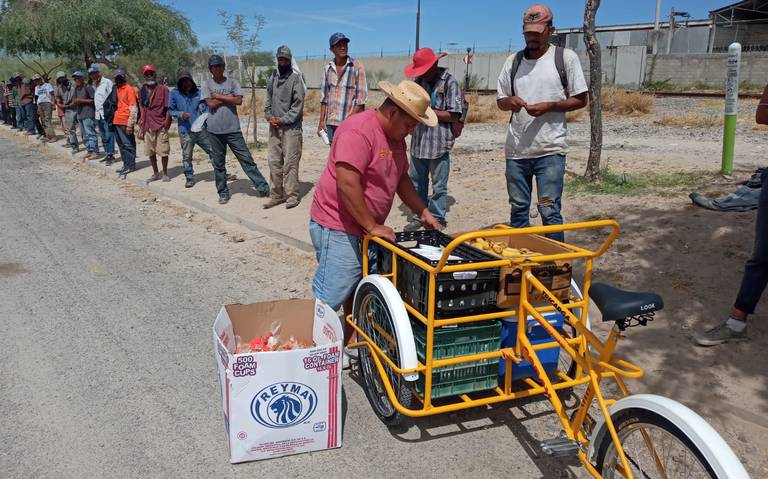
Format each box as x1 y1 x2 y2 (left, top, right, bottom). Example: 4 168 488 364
263 197 286 209
185 178 195 188
252 185 270 198
218 193 230 205
695 322 748 346
285 198 300 209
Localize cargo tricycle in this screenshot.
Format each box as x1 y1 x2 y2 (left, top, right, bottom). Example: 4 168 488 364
347 221 748 479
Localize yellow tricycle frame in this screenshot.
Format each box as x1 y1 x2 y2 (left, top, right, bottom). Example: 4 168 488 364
347 220 650 478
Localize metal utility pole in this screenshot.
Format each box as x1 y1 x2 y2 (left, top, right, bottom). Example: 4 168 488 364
415 0 421 50
652 0 662 54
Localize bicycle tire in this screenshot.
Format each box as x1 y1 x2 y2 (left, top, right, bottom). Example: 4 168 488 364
596 408 718 478
354 282 413 427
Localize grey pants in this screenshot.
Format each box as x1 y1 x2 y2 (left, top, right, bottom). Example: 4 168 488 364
267 126 303 201
64 109 78 147
37 102 55 139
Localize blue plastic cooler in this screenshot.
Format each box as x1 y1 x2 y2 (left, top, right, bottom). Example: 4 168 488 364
498 312 564 380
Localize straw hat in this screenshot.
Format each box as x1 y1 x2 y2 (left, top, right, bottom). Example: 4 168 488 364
378 80 437 127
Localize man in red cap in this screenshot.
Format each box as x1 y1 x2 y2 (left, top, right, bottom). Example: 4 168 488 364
138 64 172 183
496 3 587 242
404 47 463 228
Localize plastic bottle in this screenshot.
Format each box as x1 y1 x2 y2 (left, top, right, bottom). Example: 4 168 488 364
319 129 330 146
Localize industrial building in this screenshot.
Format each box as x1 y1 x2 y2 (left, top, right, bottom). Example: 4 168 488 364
553 0 768 54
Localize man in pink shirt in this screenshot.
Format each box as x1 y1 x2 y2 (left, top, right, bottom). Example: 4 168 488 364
310 80 442 363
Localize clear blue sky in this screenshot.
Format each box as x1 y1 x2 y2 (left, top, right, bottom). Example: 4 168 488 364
160 0 730 58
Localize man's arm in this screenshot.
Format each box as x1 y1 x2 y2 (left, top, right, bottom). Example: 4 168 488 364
525 92 588 117
336 163 396 241
280 76 305 125
757 83 768 125
168 91 184 119
352 62 367 115
396 174 442 230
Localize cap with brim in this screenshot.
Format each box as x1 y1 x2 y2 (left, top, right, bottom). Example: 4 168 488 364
378 80 437 127
87 66 100 73
12 72 22 78
55 71 66 79
276 45 292 60
113 69 126 78
404 48 447 78
329 32 349 47
31 74 41 81
523 4 553 33
72 71 84 77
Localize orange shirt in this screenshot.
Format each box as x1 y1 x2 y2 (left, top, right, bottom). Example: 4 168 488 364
113 83 138 126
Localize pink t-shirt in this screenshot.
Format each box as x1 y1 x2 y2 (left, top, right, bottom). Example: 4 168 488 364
311 110 408 237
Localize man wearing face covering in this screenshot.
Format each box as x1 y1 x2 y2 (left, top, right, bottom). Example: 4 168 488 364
54 71 79 152
138 64 172 183
263 45 305 210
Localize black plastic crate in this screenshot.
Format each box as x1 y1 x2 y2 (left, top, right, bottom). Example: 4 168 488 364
372 230 500 318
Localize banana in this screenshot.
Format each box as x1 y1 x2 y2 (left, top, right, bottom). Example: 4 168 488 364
502 247 521 258
491 242 504 254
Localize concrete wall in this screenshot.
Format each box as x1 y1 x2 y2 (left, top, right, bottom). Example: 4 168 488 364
647 52 768 85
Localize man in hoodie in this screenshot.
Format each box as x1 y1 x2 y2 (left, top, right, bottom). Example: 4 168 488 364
169 68 213 188
89 65 116 164
138 64 172 183
54 71 79 152
263 45 305 210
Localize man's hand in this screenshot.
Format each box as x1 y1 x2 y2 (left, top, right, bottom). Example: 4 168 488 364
419 210 443 231
181 112 191 120
368 224 396 242
525 101 555 117
126 125 134 135
497 96 527 112
316 121 325 137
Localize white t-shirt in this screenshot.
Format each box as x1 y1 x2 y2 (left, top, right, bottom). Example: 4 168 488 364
497 46 587 160
35 83 54 104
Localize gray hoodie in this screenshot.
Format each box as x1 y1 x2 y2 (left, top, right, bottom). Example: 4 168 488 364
264 69 304 130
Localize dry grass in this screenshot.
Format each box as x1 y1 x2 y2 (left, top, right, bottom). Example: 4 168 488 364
654 114 721 128
753 123 768 131
601 87 654 116
304 90 321 115
464 94 508 123
239 94 265 116
565 109 587 122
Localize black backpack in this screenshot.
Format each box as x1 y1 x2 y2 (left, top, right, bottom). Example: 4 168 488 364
103 87 118 123
508 46 569 122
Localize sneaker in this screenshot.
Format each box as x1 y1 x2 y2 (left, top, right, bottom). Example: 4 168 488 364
263 197 286 209
115 165 128 174
285 199 300 209
119 167 135 178
99 156 109 163
253 186 270 198
185 178 195 188
71 147 80 155
161 174 171 182
146 172 161 184
104 157 116 166
218 194 230 205
695 322 748 346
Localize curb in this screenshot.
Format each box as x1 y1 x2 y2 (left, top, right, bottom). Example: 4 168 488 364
0 125 315 254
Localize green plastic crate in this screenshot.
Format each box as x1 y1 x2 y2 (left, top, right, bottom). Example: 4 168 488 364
411 320 501 399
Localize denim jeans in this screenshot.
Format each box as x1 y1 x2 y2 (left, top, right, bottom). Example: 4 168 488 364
409 152 450 223
15 106 24 129
23 103 35 132
734 169 768 314
96 118 115 155
113 125 137 170
506 154 566 242
79 117 98 153
326 125 337 144
309 220 363 311
206 131 269 197
179 131 213 179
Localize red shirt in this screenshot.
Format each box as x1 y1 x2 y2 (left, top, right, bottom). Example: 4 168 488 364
139 84 170 132
310 110 408 237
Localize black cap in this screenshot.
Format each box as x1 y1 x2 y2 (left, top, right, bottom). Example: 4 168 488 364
329 32 349 47
208 54 225 68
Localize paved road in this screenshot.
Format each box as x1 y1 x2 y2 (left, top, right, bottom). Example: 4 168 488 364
0 137 585 478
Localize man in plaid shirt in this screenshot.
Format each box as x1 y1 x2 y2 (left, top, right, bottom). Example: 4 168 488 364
317 32 367 144
404 48 463 228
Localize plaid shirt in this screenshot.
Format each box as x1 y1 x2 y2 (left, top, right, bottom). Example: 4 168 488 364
320 57 367 126
410 68 462 160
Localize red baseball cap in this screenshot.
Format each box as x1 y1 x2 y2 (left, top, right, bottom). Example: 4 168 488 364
141 64 157 75
404 48 447 78
523 4 553 33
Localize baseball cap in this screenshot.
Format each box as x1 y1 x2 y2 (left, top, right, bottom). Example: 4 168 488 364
55 71 66 79
87 65 100 73
329 32 349 47
72 71 84 78
276 45 292 60
208 54 225 68
113 68 126 78
141 64 156 75
523 4 553 33
31 73 41 81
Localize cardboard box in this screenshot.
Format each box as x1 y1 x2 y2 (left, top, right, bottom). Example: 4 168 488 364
213 299 343 463
466 233 573 308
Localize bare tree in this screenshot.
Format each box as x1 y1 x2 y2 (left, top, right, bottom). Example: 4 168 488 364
219 10 266 145
583 0 603 180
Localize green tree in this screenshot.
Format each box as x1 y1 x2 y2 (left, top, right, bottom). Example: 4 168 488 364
0 0 197 72
219 9 265 144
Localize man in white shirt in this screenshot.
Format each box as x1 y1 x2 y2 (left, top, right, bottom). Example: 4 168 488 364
89 65 116 163
496 3 587 242
32 74 56 142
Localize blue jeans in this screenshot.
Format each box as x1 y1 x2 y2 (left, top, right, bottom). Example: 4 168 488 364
179 131 213 179
506 154 566 242
79 117 98 153
735 169 768 314
96 118 115 155
206 131 269 197
409 152 450 224
326 125 337 144
113 125 136 169
15 106 24 129
309 220 363 311
20 103 35 132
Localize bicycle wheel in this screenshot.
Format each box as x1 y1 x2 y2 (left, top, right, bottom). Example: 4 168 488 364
354 282 413 427
596 409 716 478
557 321 578 379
